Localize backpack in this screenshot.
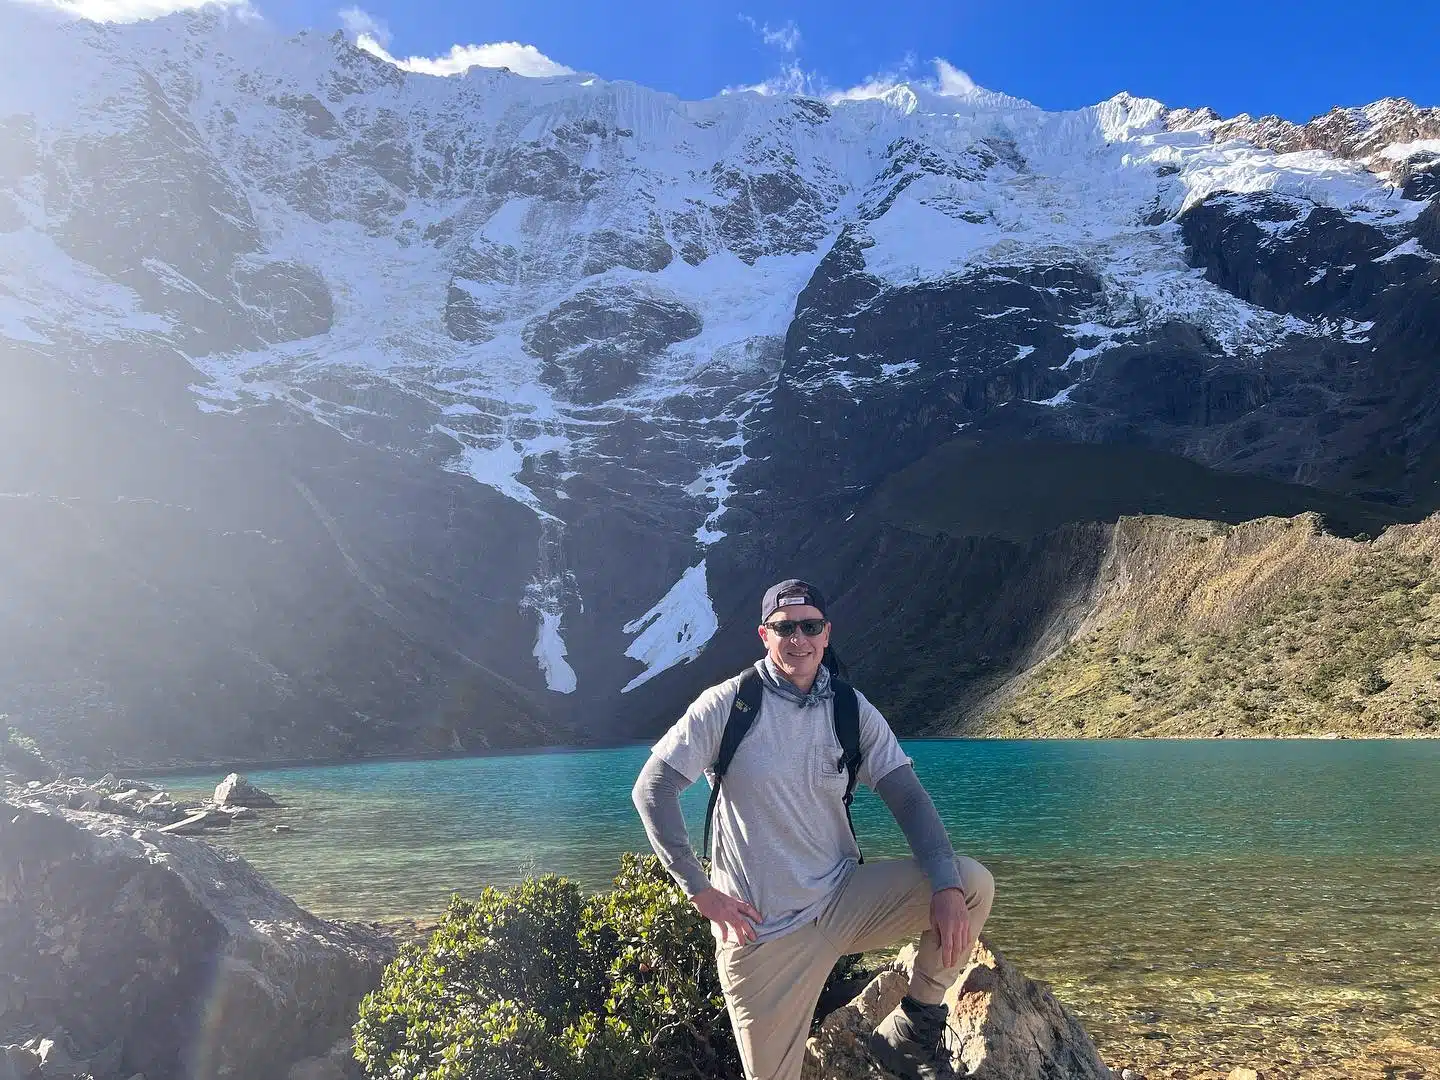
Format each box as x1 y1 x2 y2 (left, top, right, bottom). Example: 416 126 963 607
701 667 864 865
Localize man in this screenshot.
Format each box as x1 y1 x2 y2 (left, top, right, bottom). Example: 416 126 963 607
632 579 994 1080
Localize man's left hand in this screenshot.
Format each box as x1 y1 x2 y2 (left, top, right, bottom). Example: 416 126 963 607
930 886 973 968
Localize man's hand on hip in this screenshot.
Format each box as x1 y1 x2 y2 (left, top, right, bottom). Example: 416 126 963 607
931 886 973 968
691 887 762 945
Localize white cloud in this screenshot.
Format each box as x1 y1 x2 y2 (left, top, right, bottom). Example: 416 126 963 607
738 14 801 53
338 4 387 46
933 58 979 97
762 22 801 51
346 12 575 79
828 53 919 103
12 0 249 21
727 15 816 96
723 61 815 97
826 57 991 105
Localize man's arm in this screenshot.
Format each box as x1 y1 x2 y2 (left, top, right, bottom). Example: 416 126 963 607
876 764 974 966
631 753 763 943
630 753 711 897
874 764 963 894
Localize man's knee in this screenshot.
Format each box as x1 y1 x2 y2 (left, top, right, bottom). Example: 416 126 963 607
955 856 995 925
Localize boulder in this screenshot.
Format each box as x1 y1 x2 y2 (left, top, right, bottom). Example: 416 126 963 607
0 798 393 1080
804 937 1111 1080
0 1046 41 1080
67 789 104 812
287 1037 364 1080
803 967 909 1079
212 773 278 808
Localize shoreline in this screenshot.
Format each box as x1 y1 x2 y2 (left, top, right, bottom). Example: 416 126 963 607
130 730 1440 777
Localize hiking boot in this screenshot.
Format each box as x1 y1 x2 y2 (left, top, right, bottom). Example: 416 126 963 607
865 995 954 1080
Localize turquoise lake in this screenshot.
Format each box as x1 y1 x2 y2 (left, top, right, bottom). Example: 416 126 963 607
157 739 1440 1072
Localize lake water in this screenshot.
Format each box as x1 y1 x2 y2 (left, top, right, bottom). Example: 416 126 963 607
156 740 1440 1073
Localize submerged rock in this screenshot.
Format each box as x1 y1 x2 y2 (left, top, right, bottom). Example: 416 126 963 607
0 798 392 1080
805 937 1110 1080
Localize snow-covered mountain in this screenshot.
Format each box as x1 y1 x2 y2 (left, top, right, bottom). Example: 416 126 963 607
3 5 1438 764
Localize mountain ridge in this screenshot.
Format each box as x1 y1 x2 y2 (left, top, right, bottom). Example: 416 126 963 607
2 6 1438 764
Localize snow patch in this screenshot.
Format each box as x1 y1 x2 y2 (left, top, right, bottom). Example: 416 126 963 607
435 423 569 517
1376 237 1440 264
533 610 577 693
621 561 718 692
1028 383 1078 407
1379 139 1440 160
478 198 534 247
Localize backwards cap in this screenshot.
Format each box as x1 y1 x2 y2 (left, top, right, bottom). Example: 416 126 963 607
760 579 827 622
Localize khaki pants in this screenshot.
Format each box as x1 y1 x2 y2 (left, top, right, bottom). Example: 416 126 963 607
716 856 995 1080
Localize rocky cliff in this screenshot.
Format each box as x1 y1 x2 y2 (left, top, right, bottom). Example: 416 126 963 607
2 6 1438 764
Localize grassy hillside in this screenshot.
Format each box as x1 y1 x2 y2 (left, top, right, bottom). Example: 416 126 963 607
976 514 1440 738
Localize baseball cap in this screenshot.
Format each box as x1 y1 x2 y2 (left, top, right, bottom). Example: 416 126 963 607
760 579 828 622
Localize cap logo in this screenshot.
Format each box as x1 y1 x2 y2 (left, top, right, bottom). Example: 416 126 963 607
779 595 807 606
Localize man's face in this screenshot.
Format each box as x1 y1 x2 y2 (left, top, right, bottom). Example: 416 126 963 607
758 603 831 684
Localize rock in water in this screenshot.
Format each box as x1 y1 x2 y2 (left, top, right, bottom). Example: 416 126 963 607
0 798 392 1080
212 772 278 808
804 937 1110 1080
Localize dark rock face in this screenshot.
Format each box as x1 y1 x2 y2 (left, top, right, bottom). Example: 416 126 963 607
523 285 703 404
0 344 555 768
1402 158 1440 200
487 145 588 200
577 219 674 276
861 136 1018 220
1181 191 1392 316
734 226 1104 517
233 259 335 343
1417 200 1440 254
444 283 503 342
0 799 392 1080
1176 189 1440 502
47 81 261 289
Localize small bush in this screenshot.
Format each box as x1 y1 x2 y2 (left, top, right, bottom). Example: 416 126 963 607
1 719 51 781
357 854 870 1080
1357 667 1392 695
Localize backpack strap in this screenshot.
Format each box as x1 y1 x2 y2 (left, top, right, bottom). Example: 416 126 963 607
702 667 764 862
832 679 864 864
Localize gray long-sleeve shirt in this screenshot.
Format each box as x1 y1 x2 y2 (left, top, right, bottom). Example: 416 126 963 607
631 755 962 900
634 670 963 942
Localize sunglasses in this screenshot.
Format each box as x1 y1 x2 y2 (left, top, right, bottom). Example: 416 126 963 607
762 618 829 638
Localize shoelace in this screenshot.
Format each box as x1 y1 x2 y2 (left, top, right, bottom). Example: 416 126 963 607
898 997 949 1046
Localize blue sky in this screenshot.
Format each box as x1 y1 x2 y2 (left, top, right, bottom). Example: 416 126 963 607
260 0 1440 120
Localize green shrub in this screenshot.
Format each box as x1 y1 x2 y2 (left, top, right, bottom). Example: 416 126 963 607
356 854 774 1080
1 719 51 781
353 875 604 1080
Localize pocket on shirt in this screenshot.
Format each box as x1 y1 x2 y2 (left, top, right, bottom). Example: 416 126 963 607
812 747 848 790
